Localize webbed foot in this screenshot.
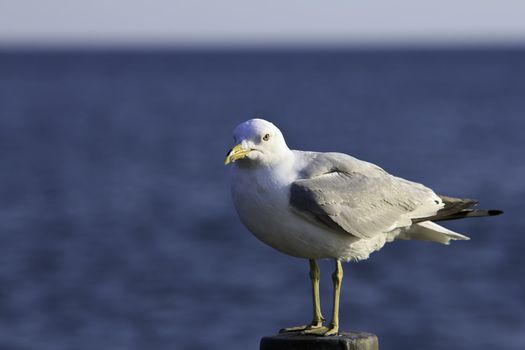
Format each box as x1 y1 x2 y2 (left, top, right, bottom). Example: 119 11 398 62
279 320 324 333
302 323 338 336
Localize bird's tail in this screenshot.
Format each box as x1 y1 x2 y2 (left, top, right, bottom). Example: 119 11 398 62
402 195 503 244
399 221 470 245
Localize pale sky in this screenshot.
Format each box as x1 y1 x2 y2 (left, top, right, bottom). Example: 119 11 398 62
1 0 524 47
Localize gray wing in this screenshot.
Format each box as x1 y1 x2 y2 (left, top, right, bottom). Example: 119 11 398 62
290 152 443 239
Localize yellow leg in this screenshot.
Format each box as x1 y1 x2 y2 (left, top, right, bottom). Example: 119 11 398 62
279 259 325 333
304 259 342 336
309 259 324 327
327 259 343 335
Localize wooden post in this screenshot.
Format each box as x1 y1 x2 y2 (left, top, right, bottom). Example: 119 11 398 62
260 331 378 350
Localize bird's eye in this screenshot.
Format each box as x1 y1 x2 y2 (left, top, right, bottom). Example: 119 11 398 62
262 133 270 141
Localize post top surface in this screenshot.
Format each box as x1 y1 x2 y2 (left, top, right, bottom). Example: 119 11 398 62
260 331 379 350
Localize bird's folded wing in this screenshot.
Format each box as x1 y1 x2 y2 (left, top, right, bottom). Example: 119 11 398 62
290 169 443 239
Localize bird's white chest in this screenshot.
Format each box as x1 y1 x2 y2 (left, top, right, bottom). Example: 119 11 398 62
232 166 292 227
231 165 302 250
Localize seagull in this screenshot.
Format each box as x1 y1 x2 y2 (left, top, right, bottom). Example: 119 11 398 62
225 118 502 336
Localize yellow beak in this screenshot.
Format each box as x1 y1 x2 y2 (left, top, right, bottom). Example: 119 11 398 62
224 143 250 165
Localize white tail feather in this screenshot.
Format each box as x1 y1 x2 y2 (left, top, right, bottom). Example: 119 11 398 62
399 221 470 245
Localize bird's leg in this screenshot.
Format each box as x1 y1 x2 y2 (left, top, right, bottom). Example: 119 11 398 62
279 259 325 333
309 259 325 328
326 259 343 335
304 259 342 336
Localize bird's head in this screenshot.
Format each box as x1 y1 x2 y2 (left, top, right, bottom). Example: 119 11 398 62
224 118 291 167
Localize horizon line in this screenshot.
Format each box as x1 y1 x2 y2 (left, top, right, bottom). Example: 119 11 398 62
1 38 525 52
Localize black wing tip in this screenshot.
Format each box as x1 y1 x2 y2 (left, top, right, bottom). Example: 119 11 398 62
488 210 504 216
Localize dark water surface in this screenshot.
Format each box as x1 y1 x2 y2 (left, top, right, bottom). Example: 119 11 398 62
0 49 524 350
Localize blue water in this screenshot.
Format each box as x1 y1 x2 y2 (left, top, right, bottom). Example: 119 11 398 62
0 49 524 350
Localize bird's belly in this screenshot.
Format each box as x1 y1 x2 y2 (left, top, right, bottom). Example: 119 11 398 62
233 183 358 259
